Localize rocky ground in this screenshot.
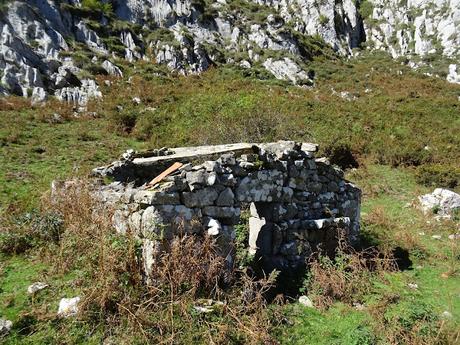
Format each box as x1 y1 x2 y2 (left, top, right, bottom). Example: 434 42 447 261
1 0 460 108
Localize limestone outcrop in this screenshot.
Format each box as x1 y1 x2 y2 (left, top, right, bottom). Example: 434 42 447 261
1 0 459 103
93 141 361 276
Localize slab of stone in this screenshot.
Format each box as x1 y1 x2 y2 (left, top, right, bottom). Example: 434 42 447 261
182 188 219 207
142 239 161 280
202 206 240 219
216 188 235 206
27 282 49 294
248 217 273 255
133 143 256 167
133 190 180 205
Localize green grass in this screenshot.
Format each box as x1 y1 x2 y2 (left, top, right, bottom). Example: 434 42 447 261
0 110 144 211
0 51 459 343
0 256 47 321
97 52 460 169
276 303 376 345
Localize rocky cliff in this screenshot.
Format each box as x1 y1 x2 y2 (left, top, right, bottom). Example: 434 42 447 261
1 0 459 105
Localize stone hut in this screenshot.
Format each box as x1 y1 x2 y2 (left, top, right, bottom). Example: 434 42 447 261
93 141 361 277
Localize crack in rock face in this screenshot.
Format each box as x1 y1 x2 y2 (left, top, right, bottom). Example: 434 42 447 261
1 0 459 103
92 141 361 279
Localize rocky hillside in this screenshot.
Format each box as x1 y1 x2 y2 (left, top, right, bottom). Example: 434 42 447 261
1 0 459 105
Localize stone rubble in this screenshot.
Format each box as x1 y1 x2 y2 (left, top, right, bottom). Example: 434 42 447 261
94 141 361 277
419 188 460 218
407 283 418 290
1 0 459 102
298 295 314 308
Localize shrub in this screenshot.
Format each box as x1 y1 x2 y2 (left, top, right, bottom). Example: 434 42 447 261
109 109 139 134
358 0 374 19
81 0 113 15
415 164 460 189
146 28 175 44
323 141 359 169
319 14 329 26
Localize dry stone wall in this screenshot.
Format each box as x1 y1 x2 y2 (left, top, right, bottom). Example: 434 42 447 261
94 141 361 276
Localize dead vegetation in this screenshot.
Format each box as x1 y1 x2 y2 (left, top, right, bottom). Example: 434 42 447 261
26 182 281 344
304 232 397 310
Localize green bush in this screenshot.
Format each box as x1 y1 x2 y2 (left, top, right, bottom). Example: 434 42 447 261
323 141 359 169
319 14 329 26
81 0 113 15
358 0 374 19
109 109 139 134
415 164 460 189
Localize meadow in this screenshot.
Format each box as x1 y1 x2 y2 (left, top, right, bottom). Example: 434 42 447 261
0 52 459 344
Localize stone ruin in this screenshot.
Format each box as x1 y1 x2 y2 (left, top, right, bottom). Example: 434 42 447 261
93 141 361 277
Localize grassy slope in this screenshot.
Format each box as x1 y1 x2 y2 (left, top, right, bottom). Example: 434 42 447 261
0 52 459 343
0 103 145 211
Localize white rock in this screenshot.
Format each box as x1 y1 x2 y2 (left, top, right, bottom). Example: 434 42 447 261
432 235 442 240
448 233 460 240
58 297 80 317
55 79 102 107
193 306 213 313
408 283 418 289
353 302 366 310
132 97 141 105
102 60 123 77
0 319 12 335
441 310 453 319
205 218 222 236
447 64 460 84
31 87 47 104
298 295 314 308
419 189 460 217
27 282 48 294
263 58 313 86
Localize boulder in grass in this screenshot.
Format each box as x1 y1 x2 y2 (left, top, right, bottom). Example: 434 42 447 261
58 297 80 317
418 188 460 218
0 319 12 335
27 282 48 294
